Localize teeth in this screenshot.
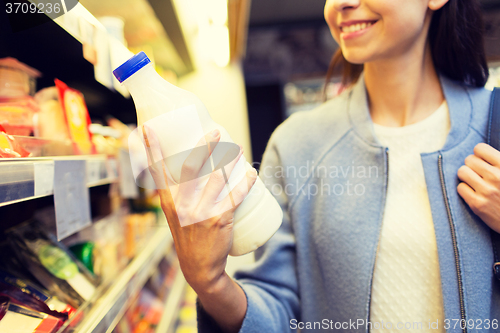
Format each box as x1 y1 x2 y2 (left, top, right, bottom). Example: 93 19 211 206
342 22 372 33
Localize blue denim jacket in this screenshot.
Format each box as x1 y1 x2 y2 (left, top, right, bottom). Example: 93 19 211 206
197 74 500 332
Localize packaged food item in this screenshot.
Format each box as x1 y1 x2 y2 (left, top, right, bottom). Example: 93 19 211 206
54 79 95 155
0 124 32 158
0 281 67 321
0 58 40 137
0 96 39 136
114 287 164 333
0 296 62 333
34 87 71 142
113 52 283 256
124 214 139 259
6 135 75 157
7 222 99 308
123 212 157 260
92 215 125 282
107 117 132 147
145 252 178 301
0 270 75 318
36 207 128 282
89 123 121 156
0 57 41 98
68 242 95 274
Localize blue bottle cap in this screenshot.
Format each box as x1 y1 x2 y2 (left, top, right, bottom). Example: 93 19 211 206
113 51 151 83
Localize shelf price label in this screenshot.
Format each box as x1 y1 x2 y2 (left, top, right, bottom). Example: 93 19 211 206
34 161 55 196
118 149 138 199
86 159 103 184
53 160 91 240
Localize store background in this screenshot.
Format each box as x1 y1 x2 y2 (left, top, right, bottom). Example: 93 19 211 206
0 0 500 333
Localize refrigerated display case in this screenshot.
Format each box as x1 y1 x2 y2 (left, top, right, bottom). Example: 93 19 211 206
0 2 187 333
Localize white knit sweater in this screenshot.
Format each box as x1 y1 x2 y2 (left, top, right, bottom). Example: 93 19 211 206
370 101 450 332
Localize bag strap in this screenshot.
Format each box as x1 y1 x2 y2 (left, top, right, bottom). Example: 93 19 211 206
488 87 500 281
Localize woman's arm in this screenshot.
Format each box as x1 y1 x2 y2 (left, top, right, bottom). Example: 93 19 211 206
197 132 301 333
142 125 256 332
196 273 247 333
143 123 300 333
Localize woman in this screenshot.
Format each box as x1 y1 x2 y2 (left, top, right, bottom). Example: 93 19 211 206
145 0 500 332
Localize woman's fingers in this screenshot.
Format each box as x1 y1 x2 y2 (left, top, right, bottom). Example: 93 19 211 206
142 125 181 229
143 124 170 188
464 154 492 179
177 129 221 198
457 182 477 209
217 167 258 214
457 165 486 192
201 144 244 204
474 143 500 167
181 129 220 183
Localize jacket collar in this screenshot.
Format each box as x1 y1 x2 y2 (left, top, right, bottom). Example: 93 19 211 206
347 72 473 150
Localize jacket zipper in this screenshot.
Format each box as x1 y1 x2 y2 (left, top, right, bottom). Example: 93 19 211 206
438 154 467 333
366 148 389 332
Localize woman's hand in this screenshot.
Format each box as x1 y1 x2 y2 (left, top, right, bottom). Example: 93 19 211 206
142 125 258 293
457 143 500 233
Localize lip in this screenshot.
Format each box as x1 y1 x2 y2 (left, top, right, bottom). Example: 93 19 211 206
339 20 377 40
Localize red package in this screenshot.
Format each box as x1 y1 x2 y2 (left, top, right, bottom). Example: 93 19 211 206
55 79 95 155
0 124 31 158
0 296 63 333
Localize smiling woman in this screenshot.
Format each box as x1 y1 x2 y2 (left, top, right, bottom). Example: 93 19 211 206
186 1 500 332
325 0 488 87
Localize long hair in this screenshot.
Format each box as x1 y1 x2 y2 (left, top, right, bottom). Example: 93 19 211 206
324 0 489 93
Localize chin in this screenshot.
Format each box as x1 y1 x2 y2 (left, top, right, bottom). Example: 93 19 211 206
342 52 368 65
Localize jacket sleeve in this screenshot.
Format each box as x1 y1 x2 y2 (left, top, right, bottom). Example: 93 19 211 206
197 134 300 333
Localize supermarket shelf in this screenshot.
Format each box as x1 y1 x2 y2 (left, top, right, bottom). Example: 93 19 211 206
70 227 173 333
0 8 137 124
0 155 118 207
156 270 187 333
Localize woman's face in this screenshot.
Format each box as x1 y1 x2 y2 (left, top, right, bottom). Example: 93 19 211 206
324 0 443 64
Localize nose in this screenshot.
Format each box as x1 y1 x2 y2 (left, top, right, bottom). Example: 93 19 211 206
329 0 360 11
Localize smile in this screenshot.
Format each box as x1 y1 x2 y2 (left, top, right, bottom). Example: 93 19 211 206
339 20 377 39
341 21 374 33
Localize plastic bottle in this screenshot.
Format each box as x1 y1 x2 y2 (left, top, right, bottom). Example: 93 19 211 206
113 52 283 256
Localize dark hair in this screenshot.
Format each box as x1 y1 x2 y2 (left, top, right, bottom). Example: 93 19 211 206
325 0 489 91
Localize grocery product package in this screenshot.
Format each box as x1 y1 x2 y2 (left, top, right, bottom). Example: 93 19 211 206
0 58 41 138
6 221 99 308
114 287 164 333
34 206 129 283
34 87 70 142
0 96 39 136
0 57 41 98
0 270 75 318
54 79 95 155
67 212 128 283
89 123 121 156
0 296 62 333
0 124 32 157
124 212 157 260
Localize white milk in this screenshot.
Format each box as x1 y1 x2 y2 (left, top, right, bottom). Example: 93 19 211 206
114 53 282 256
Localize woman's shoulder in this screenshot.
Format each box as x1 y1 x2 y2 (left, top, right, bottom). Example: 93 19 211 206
270 89 353 149
440 75 493 142
463 83 494 139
